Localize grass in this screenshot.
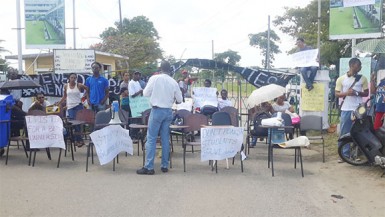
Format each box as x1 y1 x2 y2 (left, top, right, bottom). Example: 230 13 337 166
25 21 65 45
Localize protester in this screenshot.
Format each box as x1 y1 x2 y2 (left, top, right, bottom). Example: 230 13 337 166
120 72 130 90
56 73 88 147
120 87 130 113
86 62 109 112
136 61 183 175
129 71 143 98
296 38 318 91
29 92 50 112
335 58 369 163
249 101 274 147
371 73 385 131
11 100 27 137
272 94 294 113
218 89 232 110
178 69 197 98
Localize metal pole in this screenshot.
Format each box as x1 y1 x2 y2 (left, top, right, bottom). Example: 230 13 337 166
73 0 76 49
118 0 123 32
317 0 321 68
266 15 270 70
212 40 214 82
16 0 23 73
352 39 356 57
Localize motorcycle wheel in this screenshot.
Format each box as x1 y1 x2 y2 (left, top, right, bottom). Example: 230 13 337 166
338 140 369 166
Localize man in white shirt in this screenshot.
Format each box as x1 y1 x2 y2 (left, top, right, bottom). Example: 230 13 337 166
218 89 232 110
137 61 183 175
128 71 143 98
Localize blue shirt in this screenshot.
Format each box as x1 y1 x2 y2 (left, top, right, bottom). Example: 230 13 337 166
85 75 109 105
375 79 385 112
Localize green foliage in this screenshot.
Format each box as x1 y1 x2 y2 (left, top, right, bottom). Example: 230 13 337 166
92 16 163 73
248 30 281 68
213 50 241 82
273 0 352 68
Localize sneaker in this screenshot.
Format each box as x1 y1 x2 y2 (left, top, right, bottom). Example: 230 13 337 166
161 167 168 173
136 167 155 175
337 158 345 163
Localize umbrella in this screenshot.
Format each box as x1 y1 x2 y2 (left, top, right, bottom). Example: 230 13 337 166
0 79 41 90
355 38 385 53
247 84 286 107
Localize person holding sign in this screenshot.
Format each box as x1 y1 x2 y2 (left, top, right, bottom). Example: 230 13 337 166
129 71 143 98
86 62 109 112
136 61 183 175
56 73 88 147
296 38 318 91
335 58 369 162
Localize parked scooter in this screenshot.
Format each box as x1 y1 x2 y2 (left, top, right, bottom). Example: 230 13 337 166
338 98 385 171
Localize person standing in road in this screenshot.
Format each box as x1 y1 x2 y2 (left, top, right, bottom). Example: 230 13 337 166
128 71 143 98
136 61 183 175
335 58 369 162
296 38 318 91
86 62 109 112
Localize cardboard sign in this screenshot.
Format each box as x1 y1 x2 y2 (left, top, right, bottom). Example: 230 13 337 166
90 125 133 165
291 49 319 68
26 115 65 149
301 83 325 111
129 96 151 118
201 127 244 161
193 87 218 108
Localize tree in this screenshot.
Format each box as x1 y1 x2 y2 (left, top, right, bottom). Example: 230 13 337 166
213 50 241 82
273 0 351 68
248 30 281 68
0 40 10 72
91 16 163 73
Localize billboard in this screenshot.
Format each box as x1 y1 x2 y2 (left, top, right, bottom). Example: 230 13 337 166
54 49 95 74
25 0 66 49
329 0 383 40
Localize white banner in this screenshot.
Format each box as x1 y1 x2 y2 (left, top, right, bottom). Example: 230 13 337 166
90 125 133 165
291 49 319 68
192 87 218 108
343 0 375 7
201 127 244 161
26 115 65 149
54 49 95 74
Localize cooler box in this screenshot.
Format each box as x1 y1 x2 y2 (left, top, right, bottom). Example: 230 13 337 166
0 95 14 148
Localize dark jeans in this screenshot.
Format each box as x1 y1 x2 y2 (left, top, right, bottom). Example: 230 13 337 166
300 66 318 88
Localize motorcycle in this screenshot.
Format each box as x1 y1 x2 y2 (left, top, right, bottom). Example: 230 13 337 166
338 97 385 172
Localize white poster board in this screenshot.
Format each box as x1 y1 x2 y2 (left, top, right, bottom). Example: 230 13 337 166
201 127 244 161
192 87 218 108
290 49 319 68
129 96 151 117
90 125 133 165
26 115 65 149
54 49 95 74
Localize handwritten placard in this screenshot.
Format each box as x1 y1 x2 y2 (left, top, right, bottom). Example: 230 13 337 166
201 127 244 161
129 96 151 117
26 115 65 149
89 125 133 165
193 87 218 108
54 49 95 74
301 83 325 111
291 49 319 68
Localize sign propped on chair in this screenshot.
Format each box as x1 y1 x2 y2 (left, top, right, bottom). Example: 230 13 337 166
26 115 65 149
201 127 244 161
90 125 133 165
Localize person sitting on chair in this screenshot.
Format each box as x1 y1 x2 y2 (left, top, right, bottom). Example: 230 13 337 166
29 93 50 112
218 89 232 110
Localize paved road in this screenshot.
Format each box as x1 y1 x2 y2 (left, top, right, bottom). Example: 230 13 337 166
0 143 384 217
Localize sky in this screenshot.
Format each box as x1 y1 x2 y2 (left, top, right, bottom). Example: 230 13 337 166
0 0 315 70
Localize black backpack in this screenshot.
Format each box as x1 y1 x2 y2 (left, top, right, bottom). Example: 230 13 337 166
251 112 271 137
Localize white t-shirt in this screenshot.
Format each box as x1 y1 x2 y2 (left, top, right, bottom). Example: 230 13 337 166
128 80 142 96
143 73 182 108
218 98 232 110
335 74 368 111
